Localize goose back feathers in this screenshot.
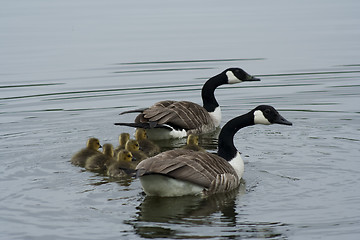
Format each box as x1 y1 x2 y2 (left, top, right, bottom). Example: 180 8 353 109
136 149 240 196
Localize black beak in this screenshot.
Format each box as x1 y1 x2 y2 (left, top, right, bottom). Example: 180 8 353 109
274 114 292 126
245 75 261 81
99 145 103 148
132 157 137 161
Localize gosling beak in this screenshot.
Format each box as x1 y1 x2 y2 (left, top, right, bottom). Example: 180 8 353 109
132 157 137 161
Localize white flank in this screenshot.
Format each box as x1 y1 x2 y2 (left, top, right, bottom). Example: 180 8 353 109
208 106 222 127
146 127 187 140
254 110 271 125
229 152 244 179
226 71 242 84
140 174 204 197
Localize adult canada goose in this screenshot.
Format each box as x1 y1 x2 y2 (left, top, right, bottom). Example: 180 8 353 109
114 133 130 156
135 128 161 157
70 138 102 167
125 139 148 161
107 150 137 178
182 134 205 152
135 105 292 197
85 143 114 172
115 68 260 140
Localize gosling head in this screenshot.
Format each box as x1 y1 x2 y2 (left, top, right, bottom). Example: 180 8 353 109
187 134 199 146
117 150 134 162
87 138 102 150
102 143 114 157
119 133 130 146
125 139 140 152
135 128 147 141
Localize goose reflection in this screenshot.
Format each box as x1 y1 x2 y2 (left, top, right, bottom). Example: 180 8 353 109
137 181 244 223
130 180 288 239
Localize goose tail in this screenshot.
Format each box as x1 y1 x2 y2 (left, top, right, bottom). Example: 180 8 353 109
119 108 147 115
114 122 172 130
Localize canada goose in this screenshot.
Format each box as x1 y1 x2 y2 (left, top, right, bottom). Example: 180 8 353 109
135 105 292 197
107 150 137 178
85 143 114 172
115 68 260 140
135 128 161 157
181 134 205 152
125 139 148 161
70 138 102 167
114 133 130 156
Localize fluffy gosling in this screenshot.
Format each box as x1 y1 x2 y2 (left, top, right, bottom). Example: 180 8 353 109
71 138 102 167
135 128 161 157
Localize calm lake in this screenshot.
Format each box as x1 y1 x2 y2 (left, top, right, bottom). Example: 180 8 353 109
1 0 360 239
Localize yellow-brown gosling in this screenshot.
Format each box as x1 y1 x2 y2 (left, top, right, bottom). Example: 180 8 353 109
107 150 136 178
114 132 130 156
135 128 161 157
125 139 148 161
85 143 114 172
71 138 102 167
182 134 205 152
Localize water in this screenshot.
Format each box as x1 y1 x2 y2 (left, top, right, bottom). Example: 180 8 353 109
1 0 360 239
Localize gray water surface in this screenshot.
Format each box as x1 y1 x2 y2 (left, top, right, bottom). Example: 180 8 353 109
1 1 360 239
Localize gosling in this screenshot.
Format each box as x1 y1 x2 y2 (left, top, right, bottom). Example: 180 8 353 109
71 138 102 167
114 133 130 156
181 134 205 152
85 143 114 172
107 150 136 178
135 128 160 157
125 139 148 161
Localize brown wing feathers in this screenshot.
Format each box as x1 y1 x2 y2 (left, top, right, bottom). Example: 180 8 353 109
135 101 213 131
136 149 239 190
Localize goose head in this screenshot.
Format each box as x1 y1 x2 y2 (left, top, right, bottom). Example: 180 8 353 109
119 133 130 146
87 138 102 151
135 128 147 141
125 139 141 152
102 143 114 157
217 105 292 163
117 150 135 162
253 105 292 126
225 68 261 84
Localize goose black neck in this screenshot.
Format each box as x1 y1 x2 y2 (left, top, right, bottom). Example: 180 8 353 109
217 111 254 161
201 73 227 113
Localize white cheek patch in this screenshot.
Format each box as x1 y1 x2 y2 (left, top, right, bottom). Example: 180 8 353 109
226 71 242 84
254 110 271 125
